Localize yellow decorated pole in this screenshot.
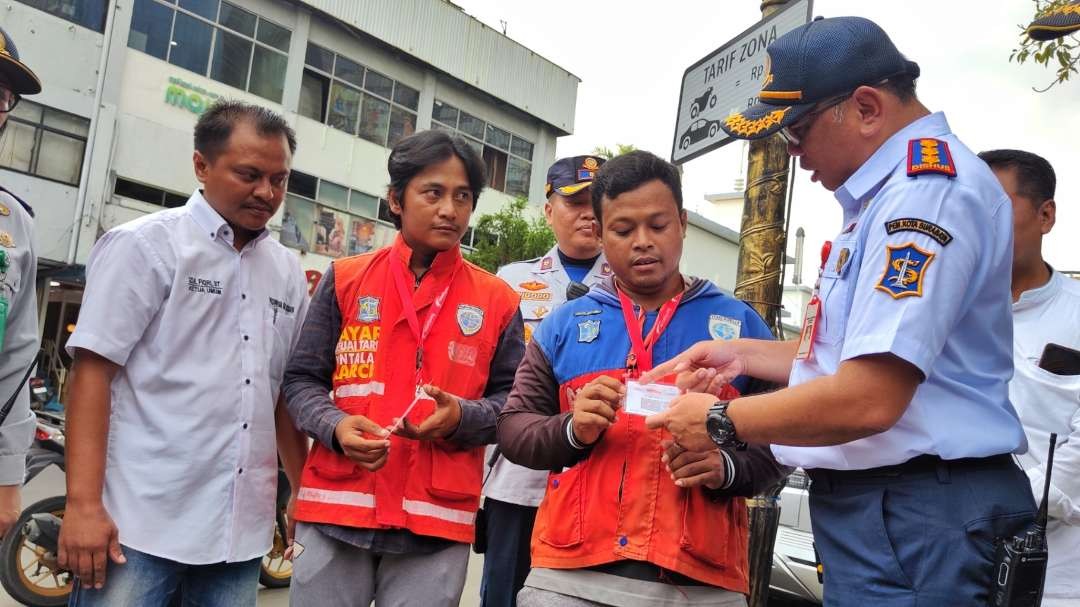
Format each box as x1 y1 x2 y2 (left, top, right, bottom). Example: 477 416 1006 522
740 1 793 605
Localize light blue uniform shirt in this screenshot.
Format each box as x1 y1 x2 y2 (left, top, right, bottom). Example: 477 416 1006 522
773 112 1027 470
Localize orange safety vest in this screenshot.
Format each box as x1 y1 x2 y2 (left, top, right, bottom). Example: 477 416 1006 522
532 375 750 592
293 235 519 543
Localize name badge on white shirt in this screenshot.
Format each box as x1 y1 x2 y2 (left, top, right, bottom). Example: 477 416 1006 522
623 381 681 416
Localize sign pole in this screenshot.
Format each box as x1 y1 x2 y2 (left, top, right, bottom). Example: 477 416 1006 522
740 1 792 605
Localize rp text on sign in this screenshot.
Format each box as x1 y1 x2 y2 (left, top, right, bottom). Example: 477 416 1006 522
671 0 812 164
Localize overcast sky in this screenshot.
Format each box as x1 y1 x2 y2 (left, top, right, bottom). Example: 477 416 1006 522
454 0 1080 277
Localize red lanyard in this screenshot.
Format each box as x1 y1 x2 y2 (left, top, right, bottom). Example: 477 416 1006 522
389 254 459 385
617 285 683 374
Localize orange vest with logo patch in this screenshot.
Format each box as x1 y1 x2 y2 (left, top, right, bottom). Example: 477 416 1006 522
293 236 519 543
531 378 749 591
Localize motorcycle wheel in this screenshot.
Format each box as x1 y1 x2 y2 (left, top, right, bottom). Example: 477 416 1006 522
259 507 292 588
0 495 71 607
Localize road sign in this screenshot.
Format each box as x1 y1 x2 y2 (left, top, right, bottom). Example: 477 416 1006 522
671 0 812 164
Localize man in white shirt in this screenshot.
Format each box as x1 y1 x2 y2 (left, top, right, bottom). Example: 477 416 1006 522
58 101 310 606
981 149 1080 606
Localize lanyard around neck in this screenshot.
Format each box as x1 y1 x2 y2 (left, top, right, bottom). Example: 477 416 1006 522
389 253 460 385
617 284 683 375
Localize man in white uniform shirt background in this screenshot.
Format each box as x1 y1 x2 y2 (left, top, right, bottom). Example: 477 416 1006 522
981 149 1080 607
58 101 310 606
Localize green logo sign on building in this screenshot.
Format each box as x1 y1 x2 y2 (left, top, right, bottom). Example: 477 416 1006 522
164 77 221 115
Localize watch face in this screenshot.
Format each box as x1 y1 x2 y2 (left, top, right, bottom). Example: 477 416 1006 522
707 405 732 446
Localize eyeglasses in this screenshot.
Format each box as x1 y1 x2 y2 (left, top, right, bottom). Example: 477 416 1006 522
778 92 851 147
0 86 21 114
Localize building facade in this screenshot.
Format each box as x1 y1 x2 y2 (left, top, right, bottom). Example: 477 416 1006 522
0 0 579 372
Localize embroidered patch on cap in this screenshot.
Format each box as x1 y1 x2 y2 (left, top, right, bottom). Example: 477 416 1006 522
577 319 600 343
876 243 935 299
456 304 484 336
884 218 953 246
357 296 380 322
907 138 957 178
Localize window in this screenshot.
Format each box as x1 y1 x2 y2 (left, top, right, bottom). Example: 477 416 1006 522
430 100 533 197
0 100 89 186
16 0 107 32
301 44 419 148
114 178 188 208
281 171 396 257
298 71 329 122
127 0 292 103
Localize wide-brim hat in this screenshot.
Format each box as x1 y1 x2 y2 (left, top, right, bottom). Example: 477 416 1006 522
0 26 41 95
721 16 919 141
1025 1 1080 41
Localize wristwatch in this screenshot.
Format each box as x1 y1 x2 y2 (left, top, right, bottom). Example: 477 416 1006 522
706 401 743 449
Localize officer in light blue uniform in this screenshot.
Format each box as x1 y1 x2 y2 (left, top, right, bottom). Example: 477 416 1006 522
0 24 42 538
648 16 1036 606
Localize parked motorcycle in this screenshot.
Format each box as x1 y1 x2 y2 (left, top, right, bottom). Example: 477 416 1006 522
0 410 69 606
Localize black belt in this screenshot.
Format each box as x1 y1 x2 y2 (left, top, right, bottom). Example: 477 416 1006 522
806 453 1015 491
587 560 708 587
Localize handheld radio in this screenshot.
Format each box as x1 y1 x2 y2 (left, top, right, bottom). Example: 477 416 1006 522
989 433 1056 607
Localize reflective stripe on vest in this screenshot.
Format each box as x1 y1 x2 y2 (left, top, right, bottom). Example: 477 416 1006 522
402 499 476 525
298 488 475 526
297 487 375 508
335 381 385 399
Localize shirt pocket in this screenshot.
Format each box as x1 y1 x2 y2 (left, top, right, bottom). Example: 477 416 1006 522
816 238 859 345
263 306 298 382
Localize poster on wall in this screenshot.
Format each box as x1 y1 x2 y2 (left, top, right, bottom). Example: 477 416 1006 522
281 195 315 251
348 217 377 255
313 205 348 258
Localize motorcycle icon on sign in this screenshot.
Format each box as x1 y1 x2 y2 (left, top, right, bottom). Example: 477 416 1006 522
678 118 722 150
689 86 717 118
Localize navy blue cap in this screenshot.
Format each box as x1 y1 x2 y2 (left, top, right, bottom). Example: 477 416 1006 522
545 155 606 197
1026 1 1080 41
722 16 920 140
0 26 41 95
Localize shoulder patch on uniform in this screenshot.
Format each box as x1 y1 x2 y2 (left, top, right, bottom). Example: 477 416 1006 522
539 257 553 271
875 242 935 299
907 138 957 178
884 218 953 246
0 185 33 217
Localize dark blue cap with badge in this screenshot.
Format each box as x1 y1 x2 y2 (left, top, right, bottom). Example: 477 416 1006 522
721 16 920 140
0 25 41 95
545 155 606 198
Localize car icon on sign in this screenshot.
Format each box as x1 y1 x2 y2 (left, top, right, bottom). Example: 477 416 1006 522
679 118 722 150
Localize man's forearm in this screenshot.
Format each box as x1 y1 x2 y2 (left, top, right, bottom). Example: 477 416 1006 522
65 351 118 507
275 397 309 494
729 354 920 447
737 339 799 385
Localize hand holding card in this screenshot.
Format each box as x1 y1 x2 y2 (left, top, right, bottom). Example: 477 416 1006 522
624 381 681 416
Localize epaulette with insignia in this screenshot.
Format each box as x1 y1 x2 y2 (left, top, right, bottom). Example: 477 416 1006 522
906 138 956 178
0 185 34 217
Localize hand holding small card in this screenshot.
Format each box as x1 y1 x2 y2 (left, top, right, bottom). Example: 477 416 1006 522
624 381 681 416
